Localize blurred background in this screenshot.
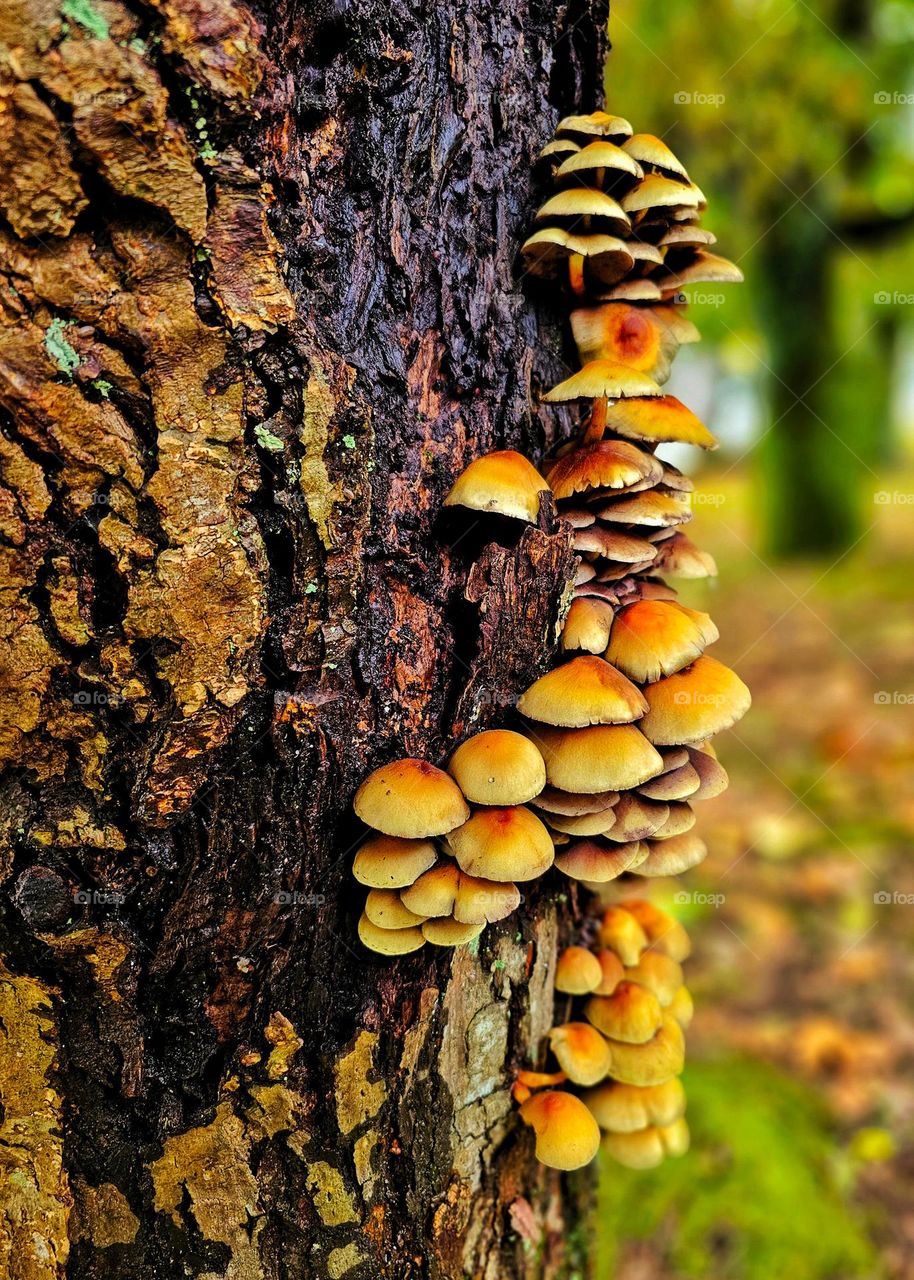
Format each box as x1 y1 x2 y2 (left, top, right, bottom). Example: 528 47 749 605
596 2 914 1276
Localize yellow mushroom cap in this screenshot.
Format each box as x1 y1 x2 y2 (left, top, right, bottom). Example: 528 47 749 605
640 655 751 745
518 655 647 728
555 838 644 883
604 395 717 449
543 359 663 404
535 187 631 229
556 111 634 141
686 744 730 799
532 725 664 794
546 806 618 837
606 793 668 843
447 729 546 806
653 801 696 838
625 952 684 1006
606 600 719 685
657 251 744 290
621 899 691 962
548 440 662 500
364 889 427 930
521 228 634 283
357 912 425 955
586 981 664 1044
622 174 703 214
596 490 692 528
519 1090 601 1170
421 918 485 947
595 949 626 995
447 806 554 882
669 985 694 1028
583 1076 686 1132
556 139 644 181
655 531 718 579
549 1022 613 1085
560 597 616 654
597 905 649 966
443 450 549 523
352 834 439 889
622 133 690 180
556 946 604 995
598 278 663 304
400 862 520 924
602 1118 690 1168
637 832 708 877
573 526 658 563
354 758 469 838
605 1015 685 1086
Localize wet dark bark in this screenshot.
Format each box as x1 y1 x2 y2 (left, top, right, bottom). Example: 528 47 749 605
0 1 608 1278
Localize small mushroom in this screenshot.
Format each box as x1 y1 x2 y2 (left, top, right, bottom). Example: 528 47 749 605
518 1090 601 1170
624 952 684 1006
636 832 707 877
555 111 634 144
637 761 702 801
556 946 604 995
603 1014 685 1086
535 187 631 233
547 439 663 499
655 251 744 291
534 785 620 816
586 981 664 1044
532 724 664 794
597 904 649 966
447 730 546 806
653 531 717 578
354 758 469 838
602 1118 690 1168
686 744 730 799
352 834 439 888
555 839 645 883
518 655 647 728
443 450 550 523
596 490 692 528
606 600 719 685
560 597 616 654
622 899 691 962
594 949 626 995
622 175 703 215
546 806 618 838
609 792 670 841
447 806 554 882
421 918 485 947
364 889 427 930
357 913 425 955
603 395 717 449
652 802 696 838
555 139 644 182
583 1076 686 1132
640 655 751 744
549 1022 613 1085
622 133 690 181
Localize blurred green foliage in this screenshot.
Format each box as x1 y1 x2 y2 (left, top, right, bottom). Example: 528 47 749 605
606 0 914 556
595 1058 882 1279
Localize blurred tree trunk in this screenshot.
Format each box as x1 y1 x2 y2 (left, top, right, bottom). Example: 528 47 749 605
0 0 609 1277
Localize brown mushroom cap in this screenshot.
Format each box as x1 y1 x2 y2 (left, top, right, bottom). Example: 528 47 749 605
556 946 604 995
654 531 717 578
548 439 663 499
621 899 691 962
606 600 719 685
560 597 616 654
354 758 469 838
605 1014 685 1086
443 450 549 523
555 839 644 883
656 251 745 290
358 912 425 955
609 792 670 842
625 952 684 1006
546 807 618 838
604 395 717 449
622 133 690 181
364 889 427 930
447 730 546 806
352 834 439 888
573 526 658 564
598 905 649 966
602 1118 690 1168
543 359 664 406
597 278 664 304
640 655 751 744
549 1022 613 1085
686 744 730 799
448 807 554 882
518 655 647 728
519 1090 601 1170
596 490 692 528
534 785 620 816
653 802 696 838
637 761 701 801
421 918 485 947
583 1076 686 1132
531 724 664 793
586 981 664 1044
637 832 708 877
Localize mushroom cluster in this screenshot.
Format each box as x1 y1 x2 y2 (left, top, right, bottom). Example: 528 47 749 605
353 734 555 954
516 899 693 1170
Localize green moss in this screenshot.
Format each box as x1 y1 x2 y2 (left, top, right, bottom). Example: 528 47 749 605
254 424 284 452
596 1058 881 1280
60 0 109 40
44 318 80 377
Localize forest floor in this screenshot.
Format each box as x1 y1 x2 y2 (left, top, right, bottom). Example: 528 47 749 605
595 464 914 1280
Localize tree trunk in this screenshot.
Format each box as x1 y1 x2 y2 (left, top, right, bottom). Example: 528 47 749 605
0 2 608 1278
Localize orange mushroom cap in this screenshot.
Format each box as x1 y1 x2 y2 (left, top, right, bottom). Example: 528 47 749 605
531 724 664 794
518 1090 601 1170
583 1076 686 1132
625 951 684 1006
443 450 549 523
556 946 604 995
603 395 717 449
447 806 554 882
639 655 751 745
549 1022 613 1085
620 900 691 962
548 440 663 499
518 655 647 728
637 831 708 877
447 729 546 806
606 600 719 684
604 1014 685 1086
555 839 644 883
597 905 649 966
354 759 469 838
586 981 664 1044
560 597 616 654
602 1118 690 1168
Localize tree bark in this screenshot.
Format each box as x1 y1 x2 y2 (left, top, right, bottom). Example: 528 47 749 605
0 1 608 1277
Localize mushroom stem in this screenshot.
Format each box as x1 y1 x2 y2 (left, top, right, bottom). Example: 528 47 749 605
568 254 586 295
516 1069 569 1089
584 395 609 442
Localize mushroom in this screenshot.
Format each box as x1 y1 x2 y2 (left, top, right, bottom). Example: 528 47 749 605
624 951 684 1006
534 785 620 816
555 839 645 883
595 490 691 528
549 1022 613 1085
354 758 469 838
602 395 717 449
447 730 546 806
518 1090 601 1170
352 834 439 889
555 140 644 183
531 724 664 793
603 1014 685 1086
652 802 696 838
569 303 686 382
547 440 663 499
447 806 554 882
655 251 744 291
535 188 631 233
640 655 752 744
606 600 719 685
597 904 649 966
602 1118 690 1168
636 832 708 877
546 806 618 838
622 134 690 181
443 450 550 523
686 744 730 799
608 792 670 841
556 946 604 995
583 1076 686 1132
555 111 634 144
559 597 616 654
621 899 691 962
400 862 521 924
622 175 703 215
585 981 664 1044
357 913 425 956
421 918 486 947
653 531 717 578
574 526 659 564
594 949 626 994
637 761 702 801
669 985 694 1028
520 228 635 286
518 655 647 727
364 889 428 930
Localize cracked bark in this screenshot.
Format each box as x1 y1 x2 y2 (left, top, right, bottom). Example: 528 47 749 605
0 0 609 1276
